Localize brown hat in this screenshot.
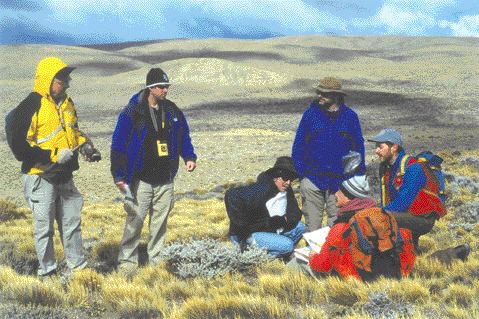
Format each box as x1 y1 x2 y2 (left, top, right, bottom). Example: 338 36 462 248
314 77 346 95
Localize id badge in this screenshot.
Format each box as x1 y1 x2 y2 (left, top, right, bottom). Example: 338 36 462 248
157 141 168 157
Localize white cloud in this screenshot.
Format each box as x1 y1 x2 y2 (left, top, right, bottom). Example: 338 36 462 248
376 4 437 34
440 15 479 36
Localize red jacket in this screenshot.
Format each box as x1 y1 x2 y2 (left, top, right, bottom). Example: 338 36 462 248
308 223 415 279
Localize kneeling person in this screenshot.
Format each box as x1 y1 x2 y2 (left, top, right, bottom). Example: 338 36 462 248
225 156 305 257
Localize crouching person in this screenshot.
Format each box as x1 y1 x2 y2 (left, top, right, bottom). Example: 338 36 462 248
289 175 416 281
225 156 305 258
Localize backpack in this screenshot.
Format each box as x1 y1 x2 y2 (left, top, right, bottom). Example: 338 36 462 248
5 107 20 160
343 207 403 280
396 151 447 218
414 151 446 203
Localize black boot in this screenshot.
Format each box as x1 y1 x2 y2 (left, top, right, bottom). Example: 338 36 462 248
453 244 471 261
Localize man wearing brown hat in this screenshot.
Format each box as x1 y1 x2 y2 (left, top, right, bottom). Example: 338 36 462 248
111 68 197 273
225 156 305 257
292 77 366 231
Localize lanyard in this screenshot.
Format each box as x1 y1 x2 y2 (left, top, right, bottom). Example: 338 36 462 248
148 105 165 132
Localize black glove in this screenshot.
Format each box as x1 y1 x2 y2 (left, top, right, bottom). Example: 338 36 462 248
80 142 102 162
269 216 287 231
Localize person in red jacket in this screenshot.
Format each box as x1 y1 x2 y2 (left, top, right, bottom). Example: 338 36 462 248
289 175 417 280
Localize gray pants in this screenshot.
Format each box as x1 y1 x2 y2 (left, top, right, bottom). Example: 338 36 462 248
118 180 174 267
23 175 86 276
300 178 338 231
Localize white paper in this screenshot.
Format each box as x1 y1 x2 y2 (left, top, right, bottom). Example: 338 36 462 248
122 184 134 200
302 226 330 253
294 246 312 263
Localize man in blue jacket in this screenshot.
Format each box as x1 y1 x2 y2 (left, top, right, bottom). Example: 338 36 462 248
292 77 365 231
111 68 197 272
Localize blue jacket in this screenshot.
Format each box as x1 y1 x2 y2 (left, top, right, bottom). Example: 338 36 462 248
110 90 197 184
292 101 365 192
381 150 426 213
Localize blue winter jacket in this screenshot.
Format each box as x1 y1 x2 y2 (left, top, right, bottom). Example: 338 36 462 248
381 150 427 213
292 101 366 192
110 90 197 184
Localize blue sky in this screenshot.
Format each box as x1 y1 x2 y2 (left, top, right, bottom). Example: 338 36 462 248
1 0 478 45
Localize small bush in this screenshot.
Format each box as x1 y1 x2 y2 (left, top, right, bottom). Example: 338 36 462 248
159 238 269 279
363 291 414 319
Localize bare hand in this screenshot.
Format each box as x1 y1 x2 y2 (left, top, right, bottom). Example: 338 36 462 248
115 181 127 192
186 160 196 172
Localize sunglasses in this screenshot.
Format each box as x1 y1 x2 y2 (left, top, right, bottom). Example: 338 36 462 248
151 84 170 89
316 90 335 98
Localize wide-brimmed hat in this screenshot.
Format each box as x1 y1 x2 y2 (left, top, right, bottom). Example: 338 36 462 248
266 156 298 180
314 77 346 95
368 128 403 147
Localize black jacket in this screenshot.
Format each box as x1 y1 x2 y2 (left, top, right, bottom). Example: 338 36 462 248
225 171 302 241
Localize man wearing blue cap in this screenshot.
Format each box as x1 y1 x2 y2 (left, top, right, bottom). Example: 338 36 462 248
368 128 444 251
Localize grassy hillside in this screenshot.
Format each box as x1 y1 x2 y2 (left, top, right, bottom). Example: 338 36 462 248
1 35 478 204
0 36 478 317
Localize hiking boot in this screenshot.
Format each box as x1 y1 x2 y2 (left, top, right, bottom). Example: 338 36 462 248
38 269 57 281
454 244 471 261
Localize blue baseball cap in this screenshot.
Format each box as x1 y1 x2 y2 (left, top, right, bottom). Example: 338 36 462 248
368 128 403 147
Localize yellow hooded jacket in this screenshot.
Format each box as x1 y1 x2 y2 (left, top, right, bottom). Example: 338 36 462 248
10 57 86 177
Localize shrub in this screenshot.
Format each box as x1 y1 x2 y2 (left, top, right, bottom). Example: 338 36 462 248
159 238 269 279
363 291 414 319
453 201 479 224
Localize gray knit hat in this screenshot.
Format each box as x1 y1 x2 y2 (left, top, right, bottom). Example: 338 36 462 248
339 175 370 199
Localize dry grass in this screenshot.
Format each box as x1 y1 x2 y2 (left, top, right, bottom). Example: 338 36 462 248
1 36 478 317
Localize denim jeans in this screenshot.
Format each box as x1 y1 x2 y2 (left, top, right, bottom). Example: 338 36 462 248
230 222 305 257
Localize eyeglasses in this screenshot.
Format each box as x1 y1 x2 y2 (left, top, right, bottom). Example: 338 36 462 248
53 78 70 86
279 173 296 181
316 90 335 98
151 85 170 89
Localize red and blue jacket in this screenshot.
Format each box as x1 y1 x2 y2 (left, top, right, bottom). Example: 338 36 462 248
292 101 365 192
110 90 196 184
381 150 445 217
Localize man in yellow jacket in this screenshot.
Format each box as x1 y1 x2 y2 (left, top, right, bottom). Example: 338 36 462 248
8 57 101 278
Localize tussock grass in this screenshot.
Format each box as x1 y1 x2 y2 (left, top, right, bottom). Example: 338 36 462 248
442 283 475 307
324 277 368 306
259 269 325 305
0 149 478 317
0 199 27 221
387 278 430 304
173 294 292 319
101 275 166 318
2 275 64 307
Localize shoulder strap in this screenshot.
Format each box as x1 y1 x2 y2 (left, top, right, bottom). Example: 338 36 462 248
399 154 413 176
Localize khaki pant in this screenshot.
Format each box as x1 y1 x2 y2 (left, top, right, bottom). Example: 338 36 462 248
118 180 174 267
300 178 338 231
23 175 86 276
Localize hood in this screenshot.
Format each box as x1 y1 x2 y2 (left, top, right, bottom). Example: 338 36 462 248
33 57 71 97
